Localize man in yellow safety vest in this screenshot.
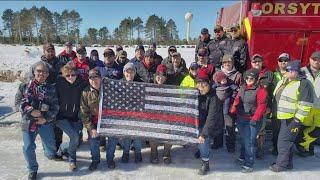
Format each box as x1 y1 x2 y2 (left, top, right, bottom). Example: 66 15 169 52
270 60 313 172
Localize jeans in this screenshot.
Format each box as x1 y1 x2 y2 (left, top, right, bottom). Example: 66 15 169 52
89 134 100 162
55 119 80 163
122 138 142 155
198 138 211 161
106 137 118 161
22 123 56 172
237 116 262 168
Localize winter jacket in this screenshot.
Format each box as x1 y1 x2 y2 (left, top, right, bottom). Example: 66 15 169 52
230 84 267 121
195 36 211 61
15 80 59 132
30 55 70 84
198 89 224 138
180 74 197 88
80 86 100 131
220 67 242 87
224 37 249 73
130 57 143 67
59 50 77 60
257 67 274 109
97 62 123 80
212 81 238 114
135 60 157 83
55 76 88 121
207 36 228 68
73 57 96 82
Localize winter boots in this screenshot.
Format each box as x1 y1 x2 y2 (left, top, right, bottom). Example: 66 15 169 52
198 160 210 175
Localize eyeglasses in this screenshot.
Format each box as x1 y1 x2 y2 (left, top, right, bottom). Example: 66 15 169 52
214 30 221 33
198 54 206 57
169 49 176 52
311 57 320 61
35 69 49 74
65 74 76 78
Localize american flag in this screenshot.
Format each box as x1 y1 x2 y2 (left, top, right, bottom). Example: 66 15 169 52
97 78 199 144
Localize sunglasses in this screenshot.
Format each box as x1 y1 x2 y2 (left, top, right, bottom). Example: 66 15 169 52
65 74 76 78
169 49 176 52
285 69 297 72
245 77 255 80
214 30 222 33
89 76 100 79
252 61 262 64
278 59 289 63
35 69 49 74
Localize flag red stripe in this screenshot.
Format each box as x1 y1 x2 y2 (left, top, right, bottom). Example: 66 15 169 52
102 109 198 126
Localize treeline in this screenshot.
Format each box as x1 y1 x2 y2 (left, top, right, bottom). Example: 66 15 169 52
0 7 198 45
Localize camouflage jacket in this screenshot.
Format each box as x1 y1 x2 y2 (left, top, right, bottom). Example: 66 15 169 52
80 86 100 131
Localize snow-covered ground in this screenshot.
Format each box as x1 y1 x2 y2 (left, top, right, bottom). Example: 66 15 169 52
0 44 195 73
0 45 319 179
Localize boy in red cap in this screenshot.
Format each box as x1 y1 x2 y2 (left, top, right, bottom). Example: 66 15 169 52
196 68 224 175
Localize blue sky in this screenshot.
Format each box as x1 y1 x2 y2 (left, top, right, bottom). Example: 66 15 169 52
0 1 237 39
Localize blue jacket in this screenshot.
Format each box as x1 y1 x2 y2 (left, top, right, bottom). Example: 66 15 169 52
97 62 123 80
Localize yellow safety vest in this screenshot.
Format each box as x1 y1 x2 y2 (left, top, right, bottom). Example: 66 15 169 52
274 80 312 122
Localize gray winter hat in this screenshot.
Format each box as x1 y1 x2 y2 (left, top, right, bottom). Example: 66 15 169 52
123 63 136 74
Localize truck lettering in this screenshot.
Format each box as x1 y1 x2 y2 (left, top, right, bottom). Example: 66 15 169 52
287 3 298 14
312 3 320 14
261 2 319 15
274 3 286 14
300 3 311 14
262 2 273 14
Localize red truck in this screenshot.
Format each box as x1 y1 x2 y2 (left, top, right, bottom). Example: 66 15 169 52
217 0 320 70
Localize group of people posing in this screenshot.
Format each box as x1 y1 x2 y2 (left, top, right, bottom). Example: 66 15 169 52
15 24 320 180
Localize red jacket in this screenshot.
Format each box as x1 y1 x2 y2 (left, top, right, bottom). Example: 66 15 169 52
73 57 90 82
59 50 77 60
230 84 267 121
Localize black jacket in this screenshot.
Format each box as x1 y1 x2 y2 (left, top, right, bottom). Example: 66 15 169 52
198 89 224 138
55 76 88 121
207 36 228 68
224 37 249 73
135 61 157 83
